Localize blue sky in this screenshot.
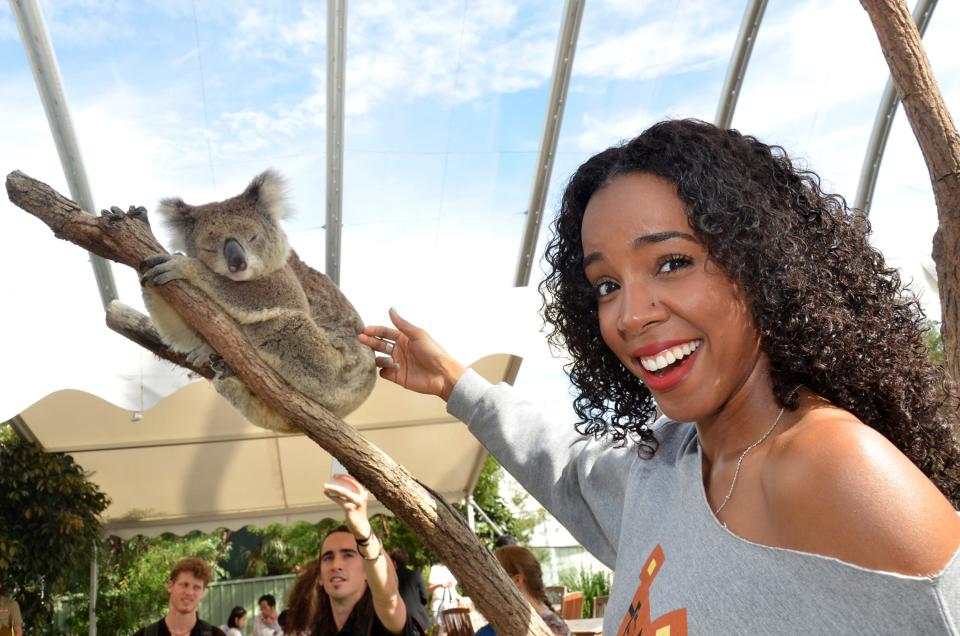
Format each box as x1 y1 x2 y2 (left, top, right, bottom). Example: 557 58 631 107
1 0 958 412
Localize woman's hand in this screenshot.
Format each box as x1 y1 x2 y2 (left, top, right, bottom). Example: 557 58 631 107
358 308 466 401
323 473 372 539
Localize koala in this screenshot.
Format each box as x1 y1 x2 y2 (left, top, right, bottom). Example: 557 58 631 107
139 170 377 433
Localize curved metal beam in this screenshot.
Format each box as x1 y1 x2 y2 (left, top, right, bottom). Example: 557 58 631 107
715 0 769 129
514 0 585 287
855 0 938 216
10 0 118 309
326 0 347 285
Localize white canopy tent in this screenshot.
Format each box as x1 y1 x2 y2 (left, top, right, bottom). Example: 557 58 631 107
1 0 957 540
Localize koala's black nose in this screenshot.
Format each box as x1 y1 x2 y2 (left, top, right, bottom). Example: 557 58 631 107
224 238 247 273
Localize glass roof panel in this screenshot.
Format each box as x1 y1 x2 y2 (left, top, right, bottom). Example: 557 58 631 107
531 0 745 284
338 1 562 298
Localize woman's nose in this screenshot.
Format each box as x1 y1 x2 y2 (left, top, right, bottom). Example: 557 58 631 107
617 287 664 335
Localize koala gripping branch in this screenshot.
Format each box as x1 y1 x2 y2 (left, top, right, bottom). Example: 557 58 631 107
5 170 553 636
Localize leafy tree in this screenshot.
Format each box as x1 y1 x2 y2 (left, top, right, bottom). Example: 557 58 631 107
925 319 946 366
460 455 543 547
243 519 341 576
0 421 110 630
559 565 611 619
378 454 543 568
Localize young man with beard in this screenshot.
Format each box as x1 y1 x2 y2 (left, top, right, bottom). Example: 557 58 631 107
134 558 225 636
285 474 425 635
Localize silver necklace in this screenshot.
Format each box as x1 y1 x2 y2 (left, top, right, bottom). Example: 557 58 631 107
712 405 787 516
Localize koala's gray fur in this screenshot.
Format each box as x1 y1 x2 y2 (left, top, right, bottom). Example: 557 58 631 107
140 170 376 433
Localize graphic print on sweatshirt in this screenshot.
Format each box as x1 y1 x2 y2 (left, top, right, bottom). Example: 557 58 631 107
616 544 688 636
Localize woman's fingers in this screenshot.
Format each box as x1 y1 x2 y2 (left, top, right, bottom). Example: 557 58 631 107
361 325 401 341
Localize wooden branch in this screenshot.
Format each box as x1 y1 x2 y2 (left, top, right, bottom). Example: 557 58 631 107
6 170 552 636
861 0 960 385
105 300 216 379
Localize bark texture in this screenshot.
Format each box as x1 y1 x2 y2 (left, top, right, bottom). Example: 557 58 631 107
862 0 960 385
6 170 553 636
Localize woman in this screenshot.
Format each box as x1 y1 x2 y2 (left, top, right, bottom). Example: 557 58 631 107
223 606 247 636
475 546 570 636
360 119 960 633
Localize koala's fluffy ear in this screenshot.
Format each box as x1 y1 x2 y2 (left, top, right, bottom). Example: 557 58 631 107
245 169 290 222
156 197 194 254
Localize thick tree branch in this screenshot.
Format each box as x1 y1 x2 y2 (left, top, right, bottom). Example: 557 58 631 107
6 170 551 636
862 0 960 386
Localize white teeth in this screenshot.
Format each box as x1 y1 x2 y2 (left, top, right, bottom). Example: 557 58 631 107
639 340 701 372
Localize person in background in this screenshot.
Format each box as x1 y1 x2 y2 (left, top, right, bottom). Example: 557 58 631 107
0 575 24 636
283 559 321 633
223 606 247 636
252 594 280 636
426 562 459 624
389 548 430 631
475 546 570 636
284 473 424 635
133 557 225 636
276 609 289 635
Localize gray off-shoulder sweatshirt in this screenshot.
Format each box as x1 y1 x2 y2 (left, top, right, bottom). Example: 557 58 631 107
448 370 960 635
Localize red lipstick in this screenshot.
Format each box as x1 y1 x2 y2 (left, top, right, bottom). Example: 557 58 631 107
637 343 700 392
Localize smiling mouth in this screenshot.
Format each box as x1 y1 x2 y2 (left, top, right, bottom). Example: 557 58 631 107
638 340 701 374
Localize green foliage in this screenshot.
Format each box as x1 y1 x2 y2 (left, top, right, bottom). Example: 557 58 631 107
0 421 110 630
456 455 543 547
369 454 545 569
65 532 228 634
925 320 945 366
244 519 342 575
559 565 611 619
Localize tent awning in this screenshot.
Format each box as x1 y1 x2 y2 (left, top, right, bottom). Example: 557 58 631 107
14 354 519 539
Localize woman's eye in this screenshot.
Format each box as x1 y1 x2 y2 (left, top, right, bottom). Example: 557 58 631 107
594 280 619 298
658 255 693 274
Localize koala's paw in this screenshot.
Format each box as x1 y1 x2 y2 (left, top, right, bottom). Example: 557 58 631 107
140 253 187 287
99 206 126 224
126 205 149 225
209 354 236 379
100 205 149 225
185 343 217 368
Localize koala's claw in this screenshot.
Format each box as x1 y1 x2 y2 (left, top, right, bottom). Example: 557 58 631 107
185 344 217 367
209 354 235 379
100 205 149 225
100 206 126 223
127 205 149 224
140 253 185 286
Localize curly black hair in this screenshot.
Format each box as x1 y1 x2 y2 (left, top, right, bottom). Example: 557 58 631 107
540 118 960 504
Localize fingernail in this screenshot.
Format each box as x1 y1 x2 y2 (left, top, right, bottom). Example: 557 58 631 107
391 363 399 369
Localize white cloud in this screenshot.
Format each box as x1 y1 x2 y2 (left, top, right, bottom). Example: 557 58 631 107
574 1 737 81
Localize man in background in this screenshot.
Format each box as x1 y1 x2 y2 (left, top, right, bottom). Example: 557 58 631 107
0 574 24 636
133 557 224 636
390 548 430 631
252 594 281 636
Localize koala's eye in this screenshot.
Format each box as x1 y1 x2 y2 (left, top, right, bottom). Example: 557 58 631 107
202 248 217 254
249 234 258 242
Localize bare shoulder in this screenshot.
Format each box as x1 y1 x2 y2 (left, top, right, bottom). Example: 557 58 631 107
762 406 960 576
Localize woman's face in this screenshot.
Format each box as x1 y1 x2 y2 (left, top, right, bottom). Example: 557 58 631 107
580 172 766 422
237 614 247 629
